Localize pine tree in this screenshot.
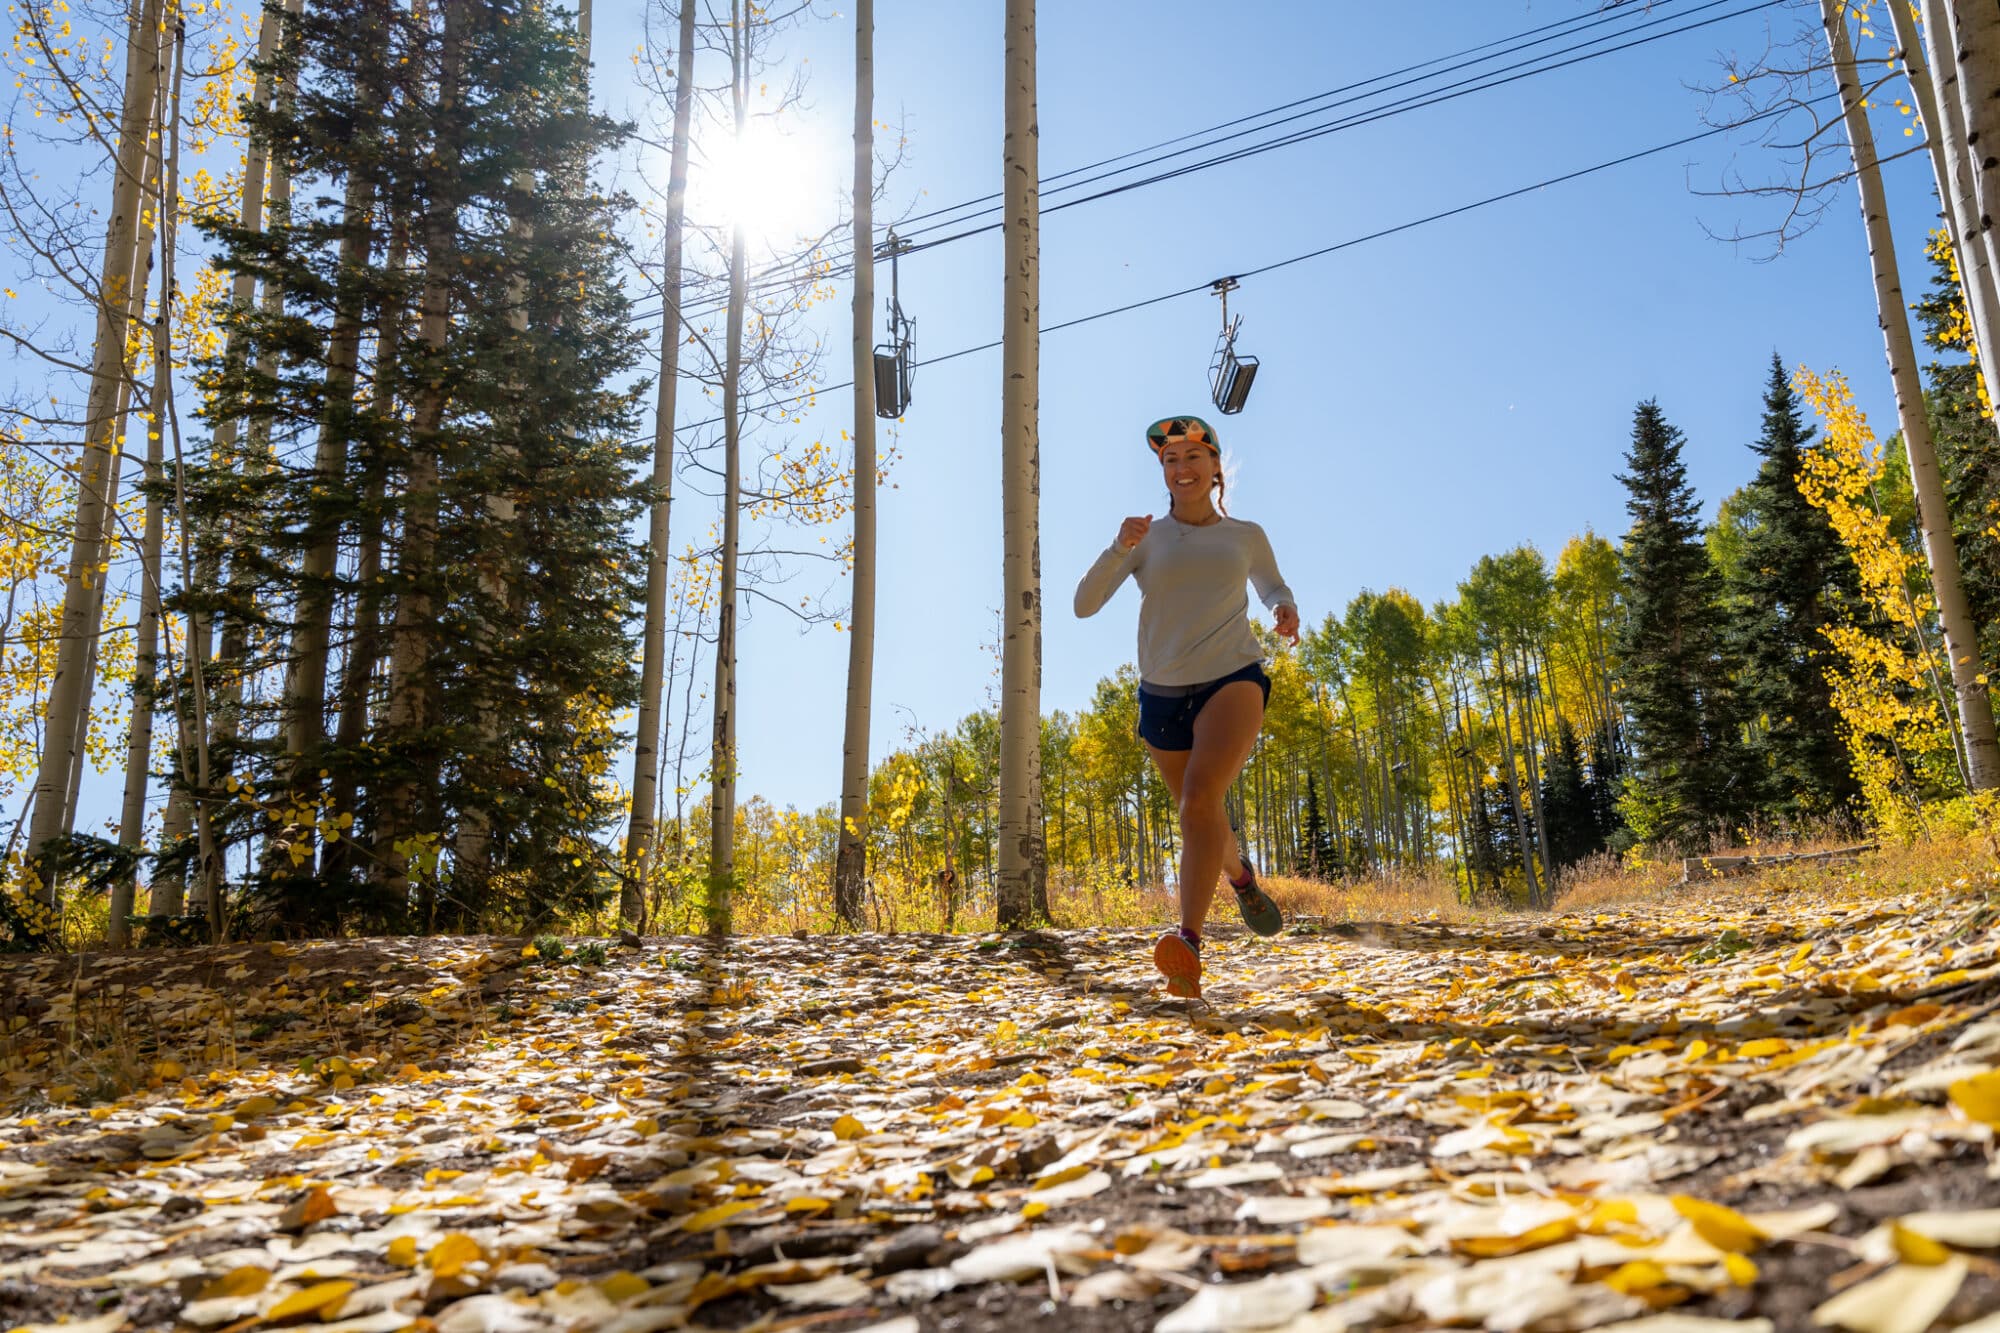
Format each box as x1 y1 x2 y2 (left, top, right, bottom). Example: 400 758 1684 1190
182 0 643 933
1728 354 1863 824
1298 775 1337 880
1538 718 1597 870
1614 400 1750 849
1585 720 1626 849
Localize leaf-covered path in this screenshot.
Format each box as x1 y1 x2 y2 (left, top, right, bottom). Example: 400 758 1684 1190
6 875 2000 1333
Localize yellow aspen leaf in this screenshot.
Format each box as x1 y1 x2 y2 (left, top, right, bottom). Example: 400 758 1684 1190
235 1095 278 1118
1035 1164 1093 1190
195 1266 270 1300
1004 1110 1039 1129
831 1114 867 1140
1723 1252 1759 1285
1947 1070 2000 1126
1451 1217 1576 1257
424 1233 484 1277
1603 1260 1670 1294
263 1280 355 1322
683 1200 755 1234
1737 1038 1790 1058
596 1271 650 1302
1022 1201 1049 1220
1892 1223 1954 1265
385 1237 419 1268
1671 1196 1766 1253
784 1197 833 1215
1684 1040 1710 1062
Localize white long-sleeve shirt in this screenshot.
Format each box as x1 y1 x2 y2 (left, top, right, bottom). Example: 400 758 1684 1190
1072 514 1296 688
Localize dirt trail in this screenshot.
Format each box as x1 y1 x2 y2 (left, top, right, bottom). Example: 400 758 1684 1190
4 877 1999 1332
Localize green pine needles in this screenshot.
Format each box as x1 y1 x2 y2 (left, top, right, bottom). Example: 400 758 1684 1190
177 0 646 935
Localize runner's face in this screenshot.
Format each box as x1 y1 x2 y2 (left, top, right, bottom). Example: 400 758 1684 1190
1159 441 1218 501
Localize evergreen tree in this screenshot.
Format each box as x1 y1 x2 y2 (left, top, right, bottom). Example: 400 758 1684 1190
1297 775 1338 880
1585 720 1626 849
180 0 643 934
1614 400 1750 849
1728 354 1863 824
1538 718 1597 869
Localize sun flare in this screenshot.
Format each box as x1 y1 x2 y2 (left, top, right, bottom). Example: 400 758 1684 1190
692 118 830 252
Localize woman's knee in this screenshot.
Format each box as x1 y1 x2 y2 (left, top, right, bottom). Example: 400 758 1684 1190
1178 776 1230 821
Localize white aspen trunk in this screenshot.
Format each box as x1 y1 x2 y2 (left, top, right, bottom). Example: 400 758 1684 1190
1489 668 1542 905
200 0 300 904
322 214 407 889
1826 0 2000 788
151 21 224 938
110 61 173 943
622 0 696 929
941 750 958 931
832 0 876 929
1516 649 1556 898
995 0 1041 927
197 0 288 665
708 0 749 938
378 0 465 915
1908 0 2000 427
27 0 165 902
1938 0 2000 310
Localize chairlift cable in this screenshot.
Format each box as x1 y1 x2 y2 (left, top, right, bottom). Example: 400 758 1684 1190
887 0 1789 261
623 92 1838 447
886 0 1721 234
623 0 1773 329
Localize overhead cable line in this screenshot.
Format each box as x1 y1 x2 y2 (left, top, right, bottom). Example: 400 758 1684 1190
627 0 1782 332
628 91 1838 449
642 0 1717 318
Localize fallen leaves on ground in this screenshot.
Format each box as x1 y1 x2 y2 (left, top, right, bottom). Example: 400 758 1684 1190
5 873 2000 1331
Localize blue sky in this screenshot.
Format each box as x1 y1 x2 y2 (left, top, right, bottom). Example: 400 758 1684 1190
587 0 1936 816
41 0 1942 835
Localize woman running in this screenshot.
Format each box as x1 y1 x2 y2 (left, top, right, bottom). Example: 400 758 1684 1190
1073 414 1300 998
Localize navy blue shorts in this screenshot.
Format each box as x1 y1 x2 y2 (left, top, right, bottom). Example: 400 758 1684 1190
1137 662 1272 752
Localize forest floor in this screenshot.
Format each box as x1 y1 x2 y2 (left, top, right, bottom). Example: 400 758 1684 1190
5 860 2000 1333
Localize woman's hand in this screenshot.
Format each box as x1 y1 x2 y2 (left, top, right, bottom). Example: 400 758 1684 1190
1273 603 1301 645
1117 515 1152 551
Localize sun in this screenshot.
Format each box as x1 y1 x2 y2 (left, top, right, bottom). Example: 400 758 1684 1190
691 117 832 254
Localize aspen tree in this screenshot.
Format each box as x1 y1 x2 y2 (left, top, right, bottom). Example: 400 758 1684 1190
1901 0 2000 419
996 0 1041 928
110 47 173 945
1823 0 2000 787
273 0 391 884
832 0 876 930
377 0 467 915
27 0 167 904
622 0 697 930
1935 0 2000 301
708 0 751 938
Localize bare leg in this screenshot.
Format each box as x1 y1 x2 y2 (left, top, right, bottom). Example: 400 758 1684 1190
1169 681 1264 937
1145 742 1246 886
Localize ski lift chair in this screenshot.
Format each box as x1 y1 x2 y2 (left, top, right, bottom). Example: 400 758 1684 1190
1208 277 1258 415
873 231 915 419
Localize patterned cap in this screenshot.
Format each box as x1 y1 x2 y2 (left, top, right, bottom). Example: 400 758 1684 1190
1145 415 1220 454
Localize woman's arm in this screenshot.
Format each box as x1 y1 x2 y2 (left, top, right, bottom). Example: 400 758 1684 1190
1247 522 1296 615
1074 540 1139 617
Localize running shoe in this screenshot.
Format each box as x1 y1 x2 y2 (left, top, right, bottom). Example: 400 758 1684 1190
1153 930 1202 998
1231 863 1284 937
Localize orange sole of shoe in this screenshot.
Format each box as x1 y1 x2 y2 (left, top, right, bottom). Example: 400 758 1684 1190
1153 933 1202 999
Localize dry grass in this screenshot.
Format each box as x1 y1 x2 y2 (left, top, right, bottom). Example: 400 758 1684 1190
1260 869 1475 924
